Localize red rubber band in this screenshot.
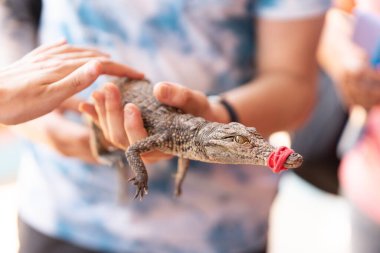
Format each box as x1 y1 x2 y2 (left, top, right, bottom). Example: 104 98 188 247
267 146 294 173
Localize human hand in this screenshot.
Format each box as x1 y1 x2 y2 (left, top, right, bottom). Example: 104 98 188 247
12 97 97 164
80 82 230 164
337 46 380 110
0 39 144 125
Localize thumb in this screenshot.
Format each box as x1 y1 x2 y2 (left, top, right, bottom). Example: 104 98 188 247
153 82 209 116
48 60 102 102
124 103 149 144
58 97 85 113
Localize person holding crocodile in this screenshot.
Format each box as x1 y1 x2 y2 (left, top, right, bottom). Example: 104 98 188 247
1 0 330 253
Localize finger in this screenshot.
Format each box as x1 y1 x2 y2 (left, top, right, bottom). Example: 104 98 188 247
47 60 103 100
79 102 99 125
92 90 110 140
124 103 148 144
42 58 143 84
44 43 109 57
25 39 67 57
153 82 209 116
49 61 102 96
53 51 111 61
34 57 109 85
104 83 129 149
123 103 172 163
59 97 84 113
99 60 144 79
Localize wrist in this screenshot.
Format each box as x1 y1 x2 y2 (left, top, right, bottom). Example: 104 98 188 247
208 95 239 123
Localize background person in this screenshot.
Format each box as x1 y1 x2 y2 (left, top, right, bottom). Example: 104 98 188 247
322 0 380 252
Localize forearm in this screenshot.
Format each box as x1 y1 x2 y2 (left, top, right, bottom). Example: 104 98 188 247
224 70 317 137
9 113 55 143
224 16 323 137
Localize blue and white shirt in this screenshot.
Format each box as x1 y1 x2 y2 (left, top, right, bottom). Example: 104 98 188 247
18 1 330 252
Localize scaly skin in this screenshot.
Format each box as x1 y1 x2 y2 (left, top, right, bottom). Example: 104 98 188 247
90 78 303 200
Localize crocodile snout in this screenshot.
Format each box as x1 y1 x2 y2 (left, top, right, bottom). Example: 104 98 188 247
266 146 303 173
284 152 303 169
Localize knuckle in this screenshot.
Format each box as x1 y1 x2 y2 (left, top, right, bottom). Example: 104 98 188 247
60 44 72 52
33 55 49 63
50 59 65 69
70 76 83 89
38 58 64 71
180 88 192 104
92 57 109 64
103 132 110 142
110 134 124 146
106 102 122 113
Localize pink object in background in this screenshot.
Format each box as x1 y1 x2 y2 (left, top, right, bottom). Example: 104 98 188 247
356 0 380 14
339 106 380 223
352 8 380 66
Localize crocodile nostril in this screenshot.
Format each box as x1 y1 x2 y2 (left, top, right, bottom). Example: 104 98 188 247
285 153 303 169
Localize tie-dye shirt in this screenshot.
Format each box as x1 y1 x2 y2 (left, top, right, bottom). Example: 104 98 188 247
18 1 330 252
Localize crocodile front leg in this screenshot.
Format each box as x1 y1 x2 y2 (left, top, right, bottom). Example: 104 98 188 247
174 157 189 197
125 134 168 200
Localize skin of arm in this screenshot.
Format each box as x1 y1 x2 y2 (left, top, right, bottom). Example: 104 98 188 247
223 16 325 137
81 15 325 164
11 107 99 164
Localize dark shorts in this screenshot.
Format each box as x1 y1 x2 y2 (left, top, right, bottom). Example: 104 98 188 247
18 218 106 253
18 217 266 253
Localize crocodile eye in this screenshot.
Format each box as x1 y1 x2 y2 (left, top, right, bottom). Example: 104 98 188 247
234 135 249 144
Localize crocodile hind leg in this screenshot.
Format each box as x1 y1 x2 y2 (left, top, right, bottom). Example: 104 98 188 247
113 153 130 202
125 134 168 200
89 123 130 202
174 157 189 197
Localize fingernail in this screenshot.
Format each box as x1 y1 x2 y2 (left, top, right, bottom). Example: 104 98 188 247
136 70 145 77
158 82 172 100
88 60 101 76
56 38 67 44
104 84 114 99
124 104 134 116
78 103 85 112
92 91 104 103
91 91 99 101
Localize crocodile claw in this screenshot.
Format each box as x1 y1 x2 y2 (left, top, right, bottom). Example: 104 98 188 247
128 176 148 200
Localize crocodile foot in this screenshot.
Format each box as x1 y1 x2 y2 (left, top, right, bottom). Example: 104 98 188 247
128 175 148 200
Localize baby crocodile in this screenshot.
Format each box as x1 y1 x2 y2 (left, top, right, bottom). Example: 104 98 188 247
90 78 303 199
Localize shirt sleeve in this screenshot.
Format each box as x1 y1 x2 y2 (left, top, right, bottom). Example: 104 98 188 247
256 0 331 20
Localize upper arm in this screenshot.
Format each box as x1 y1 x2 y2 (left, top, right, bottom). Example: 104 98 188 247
256 16 325 81
255 0 329 80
